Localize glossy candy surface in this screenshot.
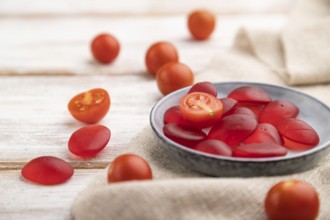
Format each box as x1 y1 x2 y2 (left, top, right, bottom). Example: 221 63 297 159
193 139 232 156
68 124 111 157
21 156 74 185
188 81 217 97
233 143 288 158
228 86 271 104
244 123 283 145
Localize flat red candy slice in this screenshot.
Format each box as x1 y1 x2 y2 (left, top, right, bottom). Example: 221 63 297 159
233 143 288 158
227 86 271 104
21 156 74 185
244 123 283 145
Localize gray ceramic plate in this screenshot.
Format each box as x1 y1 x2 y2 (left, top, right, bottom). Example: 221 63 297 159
150 82 330 177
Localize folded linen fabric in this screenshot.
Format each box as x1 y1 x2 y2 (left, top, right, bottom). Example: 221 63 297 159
72 0 330 219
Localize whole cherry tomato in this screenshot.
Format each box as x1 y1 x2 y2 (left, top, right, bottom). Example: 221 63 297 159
265 180 319 220
156 62 194 96
180 92 223 128
91 33 120 64
188 9 216 40
107 154 153 183
145 41 179 76
68 88 110 124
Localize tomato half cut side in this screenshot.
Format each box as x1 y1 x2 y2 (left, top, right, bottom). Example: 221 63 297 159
180 92 223 128
233 143 288 158
68 88 110 124
227 86 271 104
276 118 319 151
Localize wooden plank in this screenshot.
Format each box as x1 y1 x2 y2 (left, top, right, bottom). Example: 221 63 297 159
0 0 292 17
0 15 286 75
0 169 102 220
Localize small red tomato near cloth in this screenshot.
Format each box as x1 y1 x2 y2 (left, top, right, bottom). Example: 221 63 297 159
91 33 120 64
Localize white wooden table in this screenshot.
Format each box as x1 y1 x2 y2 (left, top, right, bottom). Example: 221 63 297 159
0 1 289 219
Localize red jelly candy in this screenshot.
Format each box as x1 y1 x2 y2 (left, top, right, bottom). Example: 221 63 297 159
208 114 258 147
233 143 288 158
164 106 188 126
220 97 237 116
228 86 271 104
193 139 232 156
244 123 283 145
235 102 265 117
276 118 319 150
163 123 207 148
259 100 299 126
188 81 217 97
21 156 74 185
232 107 257 119
68 124 111 157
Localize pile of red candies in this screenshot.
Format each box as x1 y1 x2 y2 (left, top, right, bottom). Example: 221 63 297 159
163 82 319 158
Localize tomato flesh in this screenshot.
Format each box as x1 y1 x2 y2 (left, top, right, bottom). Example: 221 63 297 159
208 114 258 147
180 92 223 128
276 118 319 150
265 180 320 220
21 156 74 185
259 100 299 126
163 123 207 148
228 86 271 104
193 139 232 156
68 88 110 124
68 125 111 158
244 123 283 145
188 81 217 97
233 143 288 158
107 154 152 183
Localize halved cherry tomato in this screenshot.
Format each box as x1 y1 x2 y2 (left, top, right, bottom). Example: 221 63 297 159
193 139 232 156
276 118 319 150
68 88 110 124
91 33 120 64
188 81 217 97
107 154 152 183
156 62 194 96
188 9 216 40
163 123 207 148
259 100 299 126
265 180 319 220
180 92 223 128
145 41 179 76
208 114 257 147
228 86 271 104
233 143 287 158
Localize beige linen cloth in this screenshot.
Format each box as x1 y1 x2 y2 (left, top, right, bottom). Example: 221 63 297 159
72 0 330 219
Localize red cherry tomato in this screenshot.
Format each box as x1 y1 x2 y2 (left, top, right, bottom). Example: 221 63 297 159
233 143 288 158
219 97 237 116
163 123 207 148
193 139 232 156
164 106 188 126
180 92 223 128
244 123 283 145
277 118 319 150
145 41 179 76
228 86 271 104
21 156 74 185
91 33 120 64
259 100 299 126
208 114 257 147
188 81 217 97
68 125 111 158
107 154 152 183
188 9 216 40
68 88 110 124
265 180 319 220
156 62 194 96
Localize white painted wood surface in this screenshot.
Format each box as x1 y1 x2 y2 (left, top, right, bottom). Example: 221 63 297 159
0 1 289 219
